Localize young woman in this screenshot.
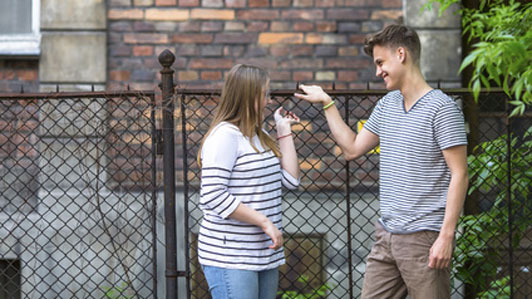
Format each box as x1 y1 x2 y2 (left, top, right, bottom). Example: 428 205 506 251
197 64 300 299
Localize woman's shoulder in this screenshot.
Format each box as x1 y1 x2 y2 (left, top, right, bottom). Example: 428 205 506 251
208 121 242 139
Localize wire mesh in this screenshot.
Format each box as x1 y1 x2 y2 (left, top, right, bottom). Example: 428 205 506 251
179 89 532 299
179 89 383 299
0 91 158 298
1 87 529 298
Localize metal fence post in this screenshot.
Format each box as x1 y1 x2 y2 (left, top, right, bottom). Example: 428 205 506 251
159 49 178 299
505 100 514 299
344 95 354 298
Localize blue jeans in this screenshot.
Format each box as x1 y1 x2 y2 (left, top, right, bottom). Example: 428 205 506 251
201 265 279 299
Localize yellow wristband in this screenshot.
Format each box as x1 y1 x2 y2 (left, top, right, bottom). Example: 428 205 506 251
323 100 335 110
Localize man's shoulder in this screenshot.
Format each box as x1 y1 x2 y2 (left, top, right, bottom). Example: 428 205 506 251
426 89 457 108
378 90 402 106
382 90 403 101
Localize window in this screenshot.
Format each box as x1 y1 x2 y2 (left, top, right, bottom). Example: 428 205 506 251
0 0 40 56
279 234 327 297
0 259 21 299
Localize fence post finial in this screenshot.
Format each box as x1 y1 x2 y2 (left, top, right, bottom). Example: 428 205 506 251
159 49 176 70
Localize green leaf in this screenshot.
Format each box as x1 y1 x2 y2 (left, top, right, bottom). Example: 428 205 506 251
459 52 478 73
486 63 502 85
479 74 491 90
508 103 524 117
472 79 481 101
512 77 525 101
503 75 511 96
420 1 433 13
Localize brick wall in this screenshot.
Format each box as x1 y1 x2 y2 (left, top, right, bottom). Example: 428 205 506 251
0 61 40 210
0 98 39 214
0 60 39 93
107 0 402 91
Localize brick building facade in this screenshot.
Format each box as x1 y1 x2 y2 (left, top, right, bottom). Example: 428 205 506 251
0 60 39 93
0 0 460 93
106 0 402 91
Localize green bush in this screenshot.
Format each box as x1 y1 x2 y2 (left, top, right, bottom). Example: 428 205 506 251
454 125 532 296
277 275 333 299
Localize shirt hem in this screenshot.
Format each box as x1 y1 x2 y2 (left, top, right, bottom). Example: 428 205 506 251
378 219 442 234
199 259 285 272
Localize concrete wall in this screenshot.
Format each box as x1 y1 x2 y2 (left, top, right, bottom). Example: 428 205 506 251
403 0 462 87
39 0 107 91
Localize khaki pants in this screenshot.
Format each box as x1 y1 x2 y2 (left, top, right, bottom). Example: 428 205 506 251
361 222 452 299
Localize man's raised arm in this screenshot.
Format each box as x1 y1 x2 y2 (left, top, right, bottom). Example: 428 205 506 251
294 84 379 160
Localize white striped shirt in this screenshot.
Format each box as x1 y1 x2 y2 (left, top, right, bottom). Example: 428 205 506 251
198 122 300 270
363 89 467 233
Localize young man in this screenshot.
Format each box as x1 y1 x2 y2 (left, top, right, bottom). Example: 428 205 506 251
294 24 469 298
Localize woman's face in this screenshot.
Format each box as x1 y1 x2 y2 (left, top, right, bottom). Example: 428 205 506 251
256 81 272 119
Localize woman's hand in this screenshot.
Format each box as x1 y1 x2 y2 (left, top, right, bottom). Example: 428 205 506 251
229 204 284 250
261 219 284 250
274 107 300 136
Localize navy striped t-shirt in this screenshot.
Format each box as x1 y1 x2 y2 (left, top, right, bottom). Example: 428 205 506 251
198 122 300 270
363 89 468 233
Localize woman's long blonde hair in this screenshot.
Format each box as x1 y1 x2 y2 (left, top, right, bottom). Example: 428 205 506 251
197 64 280 166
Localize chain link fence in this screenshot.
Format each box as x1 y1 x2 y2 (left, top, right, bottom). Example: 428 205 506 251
0 87 530 298
178 89 532 299
0 91 158 298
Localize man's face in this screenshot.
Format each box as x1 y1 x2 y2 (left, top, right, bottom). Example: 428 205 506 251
373 45 404 90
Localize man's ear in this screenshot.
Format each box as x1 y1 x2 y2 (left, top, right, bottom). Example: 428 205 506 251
396 47 406 63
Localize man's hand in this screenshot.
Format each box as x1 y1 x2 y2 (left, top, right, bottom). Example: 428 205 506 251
428 235 453 269
294 84 332 105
